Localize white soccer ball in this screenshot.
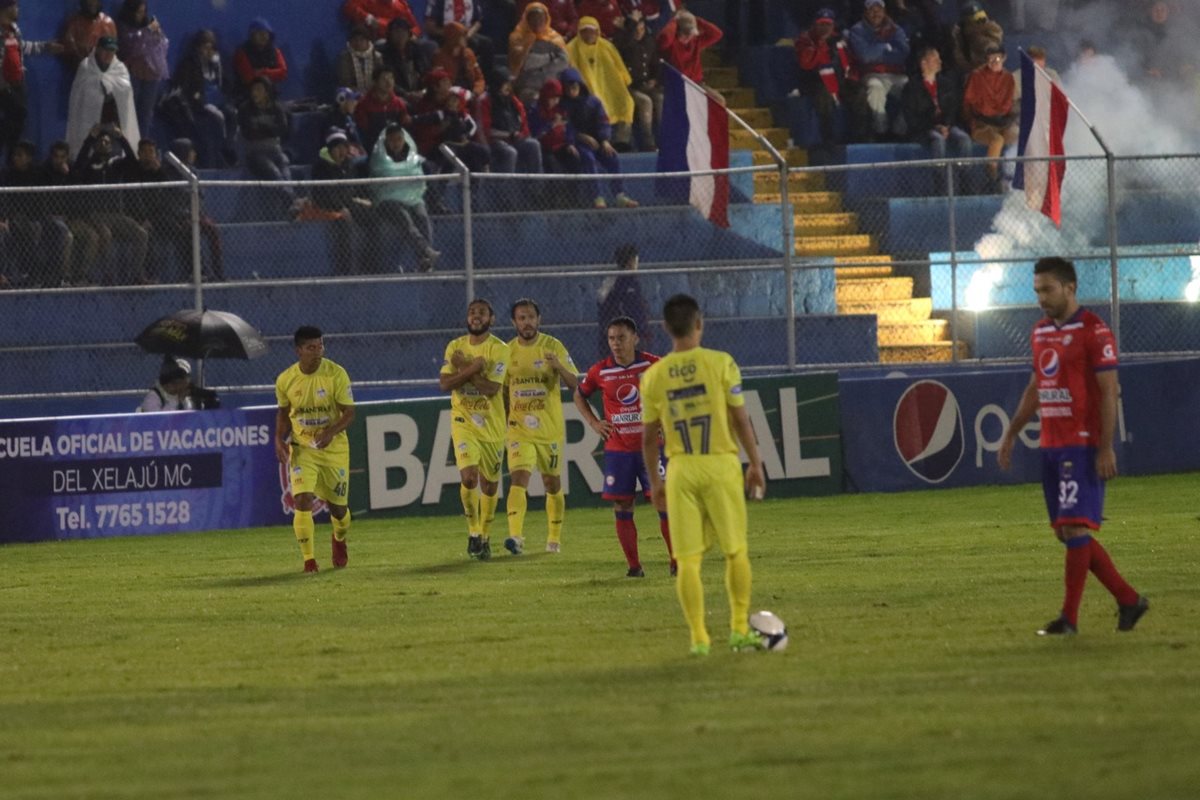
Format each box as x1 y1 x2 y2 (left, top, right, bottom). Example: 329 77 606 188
748 610 789 652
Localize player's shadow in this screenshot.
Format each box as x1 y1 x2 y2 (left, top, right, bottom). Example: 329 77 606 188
403 552 552 575
203 571 327 587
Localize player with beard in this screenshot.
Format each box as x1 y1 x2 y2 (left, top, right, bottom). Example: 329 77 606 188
504 298 578 554
440 299 511 560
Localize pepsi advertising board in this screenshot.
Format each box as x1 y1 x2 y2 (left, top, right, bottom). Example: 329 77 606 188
0 409 288 544
839 358 1200 492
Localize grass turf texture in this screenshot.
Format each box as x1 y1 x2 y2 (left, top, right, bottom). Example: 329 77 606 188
1 473 1198 800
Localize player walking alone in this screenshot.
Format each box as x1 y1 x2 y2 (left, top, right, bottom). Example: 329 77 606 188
574 316 675 578
641 295 767 656
999 257 1148 635
274 326 356 572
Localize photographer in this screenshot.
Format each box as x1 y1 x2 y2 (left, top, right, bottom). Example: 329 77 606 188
137 356 220 412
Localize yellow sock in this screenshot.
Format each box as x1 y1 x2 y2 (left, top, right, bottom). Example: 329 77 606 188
332 509 351 542
293 510 315 561
545 491 565 544
675 554 709 647
460 484 481 533
507 485 527 540
725 549 753 636
479 492 499 539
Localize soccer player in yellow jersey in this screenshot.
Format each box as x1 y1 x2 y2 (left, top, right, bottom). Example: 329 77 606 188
504 298 578 555
274 326 356 573
641 294 767 656
439 299 510 561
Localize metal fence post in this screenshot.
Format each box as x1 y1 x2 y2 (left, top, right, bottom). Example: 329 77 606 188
947 158 959 363
1106 153 1120 348
440 145 473 303
167 151 204 311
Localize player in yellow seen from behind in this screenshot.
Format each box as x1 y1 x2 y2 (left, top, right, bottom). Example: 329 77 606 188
440 299 510 561
641 294 767 656
274 326 356 573
504 298 578 554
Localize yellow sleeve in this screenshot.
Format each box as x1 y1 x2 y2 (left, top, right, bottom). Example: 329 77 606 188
275 371 289 408
488 342 510 383
440 339 457 376
724 354 745 408
335 366 355 406
555 338 576 373
641 368 661 424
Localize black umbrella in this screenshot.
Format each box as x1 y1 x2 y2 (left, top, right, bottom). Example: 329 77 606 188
136 309 269 361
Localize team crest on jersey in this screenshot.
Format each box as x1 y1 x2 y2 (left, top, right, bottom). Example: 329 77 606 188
893 380 965 484
1039 349 1060 377
524 415 540 429
605 475 615 486
616 383 639 405
1103 343 1115 360
458 442 469 452
533 360 544 369
317 388 327 398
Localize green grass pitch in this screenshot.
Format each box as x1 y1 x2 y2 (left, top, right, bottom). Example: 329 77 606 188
2 473 1198 800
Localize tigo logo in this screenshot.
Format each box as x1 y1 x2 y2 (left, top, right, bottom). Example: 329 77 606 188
893 380 965 484
1039 349 1060 377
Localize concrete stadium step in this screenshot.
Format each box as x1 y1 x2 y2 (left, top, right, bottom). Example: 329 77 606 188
835 276 914 303
730 107 774 128
753 170 823 193
731 127 790 150
723 87 757 108
706 67 741 89
795 233 876 257
835 265 894 279
752 149 809 167
755 189 842 212
838 297 933 324
880 341 969 363
701 49 724 68
879 320 951 346
795 211 859 236
835 254 893 266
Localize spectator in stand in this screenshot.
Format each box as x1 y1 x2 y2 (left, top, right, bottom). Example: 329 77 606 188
42 140 104 286
369 122 440 272
167 138 225 281
476 66 542 174
847 0 909 141
61 0 116 69
338 24 382 96
3 141 71 288
578 0 625 38
614 11 663 151
323 87 368 163
0 1 65 165
952 1 1002 75
66 36 140 158
559 67 639 208
162 30 237 169
442 85 491 171
73 124 150 284
509 2 569 106
411 68 489 173
529 78 582 196
1010 0 1058 34
901 45 971 189
1011 45 1059 107
425 0 495 84
518 0 578 40
355 65 411 152
433 21 485 95
379 17 431 104
795 7 862 148
123 138 191 282
621 0 674 34
343 0 420 41
115 0 168 139
233 18 287 100
567 17 636 151
657 10 722 99
237 76 294 199
963 44 1016 190
311 128 383 275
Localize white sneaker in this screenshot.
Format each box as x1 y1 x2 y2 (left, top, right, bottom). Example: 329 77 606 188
545 541 560 553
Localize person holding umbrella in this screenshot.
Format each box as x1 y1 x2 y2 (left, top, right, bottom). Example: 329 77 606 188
274 326 356 573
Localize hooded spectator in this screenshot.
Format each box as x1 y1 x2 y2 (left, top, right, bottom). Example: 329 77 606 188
311 128 383 274
424 0 495 84
61 0 117 69
432 21 485 96
67 36 140 157
476 66 542 174
338 24 383 96
952 1 1003 74
369 122 440 272
379 16 432 103
115 0 169 138
163 30 236 168
567 16 636 150
233 17 288 99
509 2 569 105
577 0 625 38
72 124 151 284
517 0 578 40
795 7 862 146
559 66 638 208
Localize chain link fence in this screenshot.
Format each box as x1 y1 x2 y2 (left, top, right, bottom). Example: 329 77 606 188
2 154 1199 413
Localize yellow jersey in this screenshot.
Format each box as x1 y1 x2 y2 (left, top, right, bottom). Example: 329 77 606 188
441 333 510 442
506 332 576 444
641 347 745 459
275 358 354 456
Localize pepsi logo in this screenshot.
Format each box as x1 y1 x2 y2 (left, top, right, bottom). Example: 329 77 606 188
893 380 965 484
616 383 640 405
1039 349 1060 377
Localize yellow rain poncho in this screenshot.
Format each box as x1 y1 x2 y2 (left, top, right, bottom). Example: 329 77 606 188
565 16 634 125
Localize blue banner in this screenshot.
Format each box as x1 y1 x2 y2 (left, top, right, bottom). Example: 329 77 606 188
839 358 1200 492
0 409 287 543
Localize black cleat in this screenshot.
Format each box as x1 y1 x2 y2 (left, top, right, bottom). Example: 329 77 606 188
478 539 492 561
1117 595 1149 632
626 566 645 578
669 561 678 578
1038 617 1078 636
467 535 482 559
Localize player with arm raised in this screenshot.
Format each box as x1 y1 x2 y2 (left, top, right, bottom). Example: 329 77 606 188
574 316 675 578
998 257 1148 636
641 294 767 656
504 298 578 555
439 299 510 561
274 326 356 572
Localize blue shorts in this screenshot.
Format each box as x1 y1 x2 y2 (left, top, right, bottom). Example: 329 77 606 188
602 450 662 501
1041 446 1105 531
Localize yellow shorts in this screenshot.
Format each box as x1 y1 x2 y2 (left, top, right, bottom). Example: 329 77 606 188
453 431 504 482
507 439 562 477
289 445 350 506
665 454 747 559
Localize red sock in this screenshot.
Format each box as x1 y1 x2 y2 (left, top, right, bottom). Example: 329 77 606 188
615 512 639 569
658 511 674 565
1061 534 1092 626
1088 537 1139 606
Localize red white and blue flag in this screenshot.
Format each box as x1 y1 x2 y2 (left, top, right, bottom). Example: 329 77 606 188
656 64 729 227
1013 49 1069 227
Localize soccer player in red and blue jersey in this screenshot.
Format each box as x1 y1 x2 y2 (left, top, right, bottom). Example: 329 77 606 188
999 257 1148 636
574 316 676 578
